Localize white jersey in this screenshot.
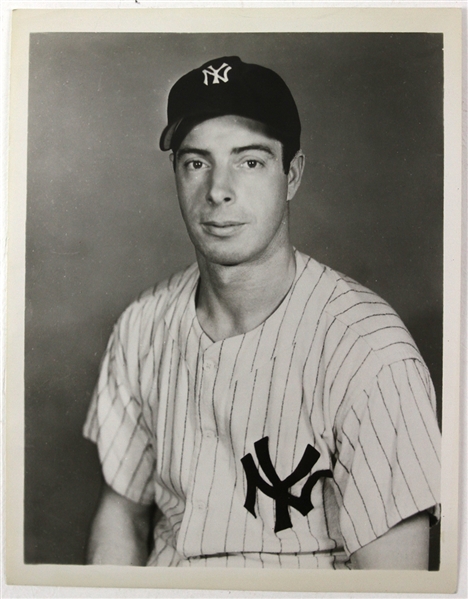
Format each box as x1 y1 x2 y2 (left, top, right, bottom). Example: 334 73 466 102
83 251 440 568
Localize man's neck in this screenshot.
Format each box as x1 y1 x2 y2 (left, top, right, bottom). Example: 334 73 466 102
195 245 297 342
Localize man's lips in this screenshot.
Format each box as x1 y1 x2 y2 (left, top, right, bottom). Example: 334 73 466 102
201 221 246 236
202 221 244 227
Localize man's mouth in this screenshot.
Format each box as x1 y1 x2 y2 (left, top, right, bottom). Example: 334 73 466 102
201 221 245 237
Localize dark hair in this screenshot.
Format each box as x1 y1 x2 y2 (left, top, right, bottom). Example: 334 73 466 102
170 115 299 174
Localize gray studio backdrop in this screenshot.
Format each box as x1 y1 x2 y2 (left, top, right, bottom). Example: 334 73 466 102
25 33 443 565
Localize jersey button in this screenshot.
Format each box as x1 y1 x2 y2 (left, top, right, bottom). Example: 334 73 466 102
196 501 206 511
204 360 215 370
205 430 216 439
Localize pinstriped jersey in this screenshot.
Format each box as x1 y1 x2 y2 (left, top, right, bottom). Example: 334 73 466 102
83 251 441 568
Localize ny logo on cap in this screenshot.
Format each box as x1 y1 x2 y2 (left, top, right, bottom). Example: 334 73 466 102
202 62 232 86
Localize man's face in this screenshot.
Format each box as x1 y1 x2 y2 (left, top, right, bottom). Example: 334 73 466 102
173 115 303 267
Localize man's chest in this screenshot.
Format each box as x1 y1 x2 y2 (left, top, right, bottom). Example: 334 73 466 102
139 324 340 504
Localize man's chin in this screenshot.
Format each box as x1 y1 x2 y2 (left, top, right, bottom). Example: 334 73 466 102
198 246 253 268
207 255 247 268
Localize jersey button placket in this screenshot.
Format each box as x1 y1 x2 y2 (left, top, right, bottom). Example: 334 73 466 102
185 351 219 553
203 359 215 372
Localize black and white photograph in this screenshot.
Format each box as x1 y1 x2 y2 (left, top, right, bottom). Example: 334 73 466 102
5 7 462 594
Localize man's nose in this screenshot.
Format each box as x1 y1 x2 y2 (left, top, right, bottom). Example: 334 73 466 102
207 165 234 205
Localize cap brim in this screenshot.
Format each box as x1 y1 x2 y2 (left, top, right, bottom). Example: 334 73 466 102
159 121 179 151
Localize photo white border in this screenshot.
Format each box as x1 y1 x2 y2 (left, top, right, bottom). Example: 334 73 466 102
4 5 464 595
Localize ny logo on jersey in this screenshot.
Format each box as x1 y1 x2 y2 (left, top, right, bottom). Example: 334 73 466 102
241 437 333 533
202 62 232 86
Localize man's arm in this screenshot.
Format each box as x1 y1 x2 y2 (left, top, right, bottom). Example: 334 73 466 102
350 512 430 569
87 483 153 565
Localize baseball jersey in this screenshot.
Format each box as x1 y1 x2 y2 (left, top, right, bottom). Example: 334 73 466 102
83 250 441 568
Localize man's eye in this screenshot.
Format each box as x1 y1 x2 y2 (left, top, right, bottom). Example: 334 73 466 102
242 159 261 169
186 160 206 170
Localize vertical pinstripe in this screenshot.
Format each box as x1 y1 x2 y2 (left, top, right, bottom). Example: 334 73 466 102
84 252 440 567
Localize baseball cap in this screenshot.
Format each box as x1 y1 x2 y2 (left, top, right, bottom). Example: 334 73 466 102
159 56 301 152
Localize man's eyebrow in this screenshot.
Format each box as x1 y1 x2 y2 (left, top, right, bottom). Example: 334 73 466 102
232 144 276 157
176 144 277 158
176 147 211 158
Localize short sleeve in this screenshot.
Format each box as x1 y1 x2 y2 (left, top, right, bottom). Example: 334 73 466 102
332 359 441 556
83 308 156 505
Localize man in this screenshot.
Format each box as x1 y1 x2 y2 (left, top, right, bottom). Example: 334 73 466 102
84 56 440 568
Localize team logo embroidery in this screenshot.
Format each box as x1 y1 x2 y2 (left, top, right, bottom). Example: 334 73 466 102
202 62 232 86
241 436 333 533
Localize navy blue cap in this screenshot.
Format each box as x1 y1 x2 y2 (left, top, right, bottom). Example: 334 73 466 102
160 56 301 152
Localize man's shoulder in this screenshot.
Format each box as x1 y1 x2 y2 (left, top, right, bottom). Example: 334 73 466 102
298 252 422 363
138 263 198 303
118 263 198 326
298 251 394 315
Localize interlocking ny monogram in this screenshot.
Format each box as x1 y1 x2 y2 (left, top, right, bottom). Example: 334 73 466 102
202 63 232 86
241 437 333 533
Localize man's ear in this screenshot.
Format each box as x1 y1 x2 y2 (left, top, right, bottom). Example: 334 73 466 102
286 151 305 202
170 152 176 172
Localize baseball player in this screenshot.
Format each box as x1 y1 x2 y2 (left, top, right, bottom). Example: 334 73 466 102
84 56 440 568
